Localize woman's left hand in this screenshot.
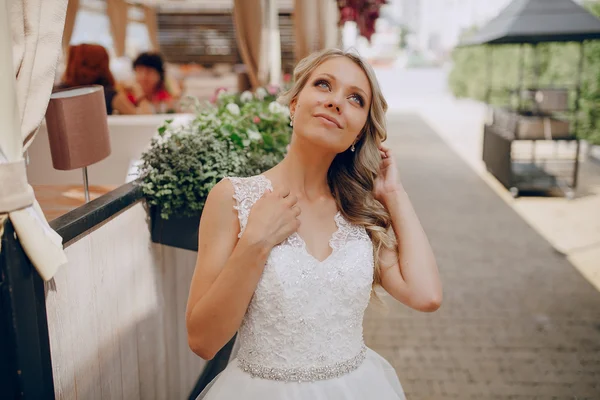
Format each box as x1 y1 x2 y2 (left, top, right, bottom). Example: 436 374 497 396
374 145 404 203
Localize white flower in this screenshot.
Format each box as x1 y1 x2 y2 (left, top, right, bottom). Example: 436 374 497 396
268 101 289 116
240 90 253 103
169 114 194 129
217 90 228 100
226 103 241 116
247 128 262 141
255 87 268 100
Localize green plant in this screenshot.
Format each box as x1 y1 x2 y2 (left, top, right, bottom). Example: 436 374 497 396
139 87 292 219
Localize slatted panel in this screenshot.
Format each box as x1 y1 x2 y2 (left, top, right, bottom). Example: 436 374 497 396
46 202 207 399
157 12 242 65
157 11 296 72
155 0 294 12
279 13 295 74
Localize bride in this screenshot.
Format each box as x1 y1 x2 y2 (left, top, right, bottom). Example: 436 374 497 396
186 48 442 399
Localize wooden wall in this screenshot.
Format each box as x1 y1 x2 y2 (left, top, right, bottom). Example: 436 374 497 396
45 202 205 399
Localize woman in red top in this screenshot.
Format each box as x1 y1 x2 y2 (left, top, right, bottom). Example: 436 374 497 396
128 52 177 113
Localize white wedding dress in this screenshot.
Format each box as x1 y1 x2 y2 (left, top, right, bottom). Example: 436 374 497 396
197 175 405 400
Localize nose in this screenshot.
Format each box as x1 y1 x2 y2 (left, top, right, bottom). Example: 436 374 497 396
326 100 341 114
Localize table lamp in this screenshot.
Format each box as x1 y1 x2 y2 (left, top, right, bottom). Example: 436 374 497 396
44 85 111 202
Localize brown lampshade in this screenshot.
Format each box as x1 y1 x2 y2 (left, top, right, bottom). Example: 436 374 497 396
45 85 111 171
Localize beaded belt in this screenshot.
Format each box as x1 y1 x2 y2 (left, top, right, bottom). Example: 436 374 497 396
237 346 367 382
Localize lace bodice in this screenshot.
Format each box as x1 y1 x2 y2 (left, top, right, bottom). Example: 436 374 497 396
227 175 374 382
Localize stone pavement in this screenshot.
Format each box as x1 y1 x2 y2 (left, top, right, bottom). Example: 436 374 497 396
363 113 600 399
372 66 600 293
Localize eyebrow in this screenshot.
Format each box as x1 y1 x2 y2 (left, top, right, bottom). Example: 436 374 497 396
318 73 369 100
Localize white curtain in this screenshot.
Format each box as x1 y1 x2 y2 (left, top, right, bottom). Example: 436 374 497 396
0 0 68 280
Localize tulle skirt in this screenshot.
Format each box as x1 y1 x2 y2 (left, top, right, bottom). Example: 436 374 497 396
197 348 405 400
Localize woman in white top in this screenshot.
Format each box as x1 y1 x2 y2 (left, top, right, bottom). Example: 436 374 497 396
186 48 442 400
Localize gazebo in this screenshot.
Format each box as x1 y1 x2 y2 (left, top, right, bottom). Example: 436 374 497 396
461 0 600 198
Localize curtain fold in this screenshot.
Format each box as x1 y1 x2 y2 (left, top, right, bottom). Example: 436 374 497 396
233 0 264 89
294 0 339 62
106 0 129 57
1 0 69 281
293 0 320 62
143 4 159 52
62 0 79 55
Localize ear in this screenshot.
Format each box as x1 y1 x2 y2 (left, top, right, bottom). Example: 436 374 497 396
289 98 297 116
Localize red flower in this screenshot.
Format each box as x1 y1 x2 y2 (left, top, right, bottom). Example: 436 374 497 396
210 87 228 103
253 116 261 124
336 0 387 41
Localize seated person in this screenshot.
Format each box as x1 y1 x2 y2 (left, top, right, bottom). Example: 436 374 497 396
59 44 153 115
126 52 180 113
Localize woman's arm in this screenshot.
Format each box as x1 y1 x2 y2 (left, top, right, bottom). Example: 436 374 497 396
111 91 154 115
185 181 270 360
186 180 300 360
375 146 442 312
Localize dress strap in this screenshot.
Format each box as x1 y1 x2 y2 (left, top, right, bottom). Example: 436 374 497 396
329 212 371 250
227 175 273 238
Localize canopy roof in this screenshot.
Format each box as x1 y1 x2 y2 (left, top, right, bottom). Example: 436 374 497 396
461 0 600 45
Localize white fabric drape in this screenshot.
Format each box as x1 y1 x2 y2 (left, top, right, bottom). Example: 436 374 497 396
0 0 68 280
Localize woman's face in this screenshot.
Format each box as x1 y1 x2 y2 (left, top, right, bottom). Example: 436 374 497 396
134 65 161 94
291 57 372 154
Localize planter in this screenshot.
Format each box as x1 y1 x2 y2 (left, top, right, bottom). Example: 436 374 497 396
482 124 578 198
150 206 201 251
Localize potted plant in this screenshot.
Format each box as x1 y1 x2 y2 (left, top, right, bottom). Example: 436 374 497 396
138 86 291 251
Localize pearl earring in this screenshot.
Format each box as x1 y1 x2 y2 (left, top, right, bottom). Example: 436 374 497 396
351 144 355 152
290 115 294 126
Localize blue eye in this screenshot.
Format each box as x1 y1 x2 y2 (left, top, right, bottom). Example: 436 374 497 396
315 79 330 90
350 94 364 107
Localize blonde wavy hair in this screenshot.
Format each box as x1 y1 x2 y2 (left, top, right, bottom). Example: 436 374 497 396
279 48 397 292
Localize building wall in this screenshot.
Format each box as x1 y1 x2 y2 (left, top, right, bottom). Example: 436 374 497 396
397 0 513 54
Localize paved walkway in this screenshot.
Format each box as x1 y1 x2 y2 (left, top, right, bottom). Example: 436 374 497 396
373 66 600 293
364 113 600 399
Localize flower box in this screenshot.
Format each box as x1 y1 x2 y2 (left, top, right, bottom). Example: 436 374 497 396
150 206 201 251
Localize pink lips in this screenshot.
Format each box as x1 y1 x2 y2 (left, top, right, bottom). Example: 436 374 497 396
314 113 342 129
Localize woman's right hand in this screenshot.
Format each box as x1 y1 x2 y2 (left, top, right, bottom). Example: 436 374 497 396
243 187 301 248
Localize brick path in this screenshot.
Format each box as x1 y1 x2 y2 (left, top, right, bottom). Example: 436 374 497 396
364 113 600 399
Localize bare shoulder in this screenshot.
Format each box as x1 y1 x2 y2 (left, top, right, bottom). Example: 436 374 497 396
199 179 239 234
206 178 235 206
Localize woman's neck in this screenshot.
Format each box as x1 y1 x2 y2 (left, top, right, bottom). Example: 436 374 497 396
273 139 336 200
